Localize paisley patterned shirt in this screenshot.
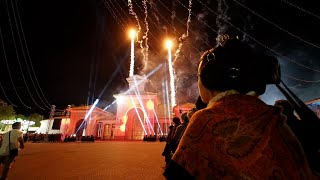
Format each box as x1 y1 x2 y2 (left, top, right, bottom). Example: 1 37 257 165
171 94 315 180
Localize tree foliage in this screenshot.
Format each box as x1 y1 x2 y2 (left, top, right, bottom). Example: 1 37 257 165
28 113 43 127
0 104 15 120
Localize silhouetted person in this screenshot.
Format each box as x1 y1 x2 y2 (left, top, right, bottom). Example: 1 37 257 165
0 122 24 180
171 113 189 153
162 117 181 168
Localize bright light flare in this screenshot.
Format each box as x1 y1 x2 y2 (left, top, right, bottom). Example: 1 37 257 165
120 115 128 132
128 29 136 38
165 39 173 49
146 100 154 110
84 99 99 120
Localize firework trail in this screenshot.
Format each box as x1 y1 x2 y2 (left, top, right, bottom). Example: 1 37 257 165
216 0 230 44
128 0 145 67
149 0 161 27
142 0 149 72
173 0 193 64
129 29 135 77
166 40 176 109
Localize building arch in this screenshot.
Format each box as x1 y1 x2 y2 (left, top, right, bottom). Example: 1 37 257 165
75 119 85 137
124 108 146 140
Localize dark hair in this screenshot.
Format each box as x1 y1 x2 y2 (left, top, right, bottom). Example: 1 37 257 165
181 112 189 123
12 122 21 129
199 38 280 95
172 117 181 125
196 96 207 110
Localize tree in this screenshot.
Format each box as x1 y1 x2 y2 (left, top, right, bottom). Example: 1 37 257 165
0 104 15 120
28 113 43 127
15 114 27 120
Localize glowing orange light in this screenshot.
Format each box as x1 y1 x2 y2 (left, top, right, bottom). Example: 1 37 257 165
120 115 128 132
120 124 126 132
129 29 136 39
122 115 128 124
165 39 173 49
146 100 154 110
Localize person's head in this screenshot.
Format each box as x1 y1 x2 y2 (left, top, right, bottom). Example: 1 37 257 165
181 112 189 124
198 38 279 103
172 117 181 125
187 108 197 119
12 122 22 129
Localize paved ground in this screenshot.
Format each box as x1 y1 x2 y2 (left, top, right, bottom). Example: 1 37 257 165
7 141 167 180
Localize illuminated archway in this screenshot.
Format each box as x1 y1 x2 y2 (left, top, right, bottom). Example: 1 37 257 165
75 119 85 137
124 108 145 140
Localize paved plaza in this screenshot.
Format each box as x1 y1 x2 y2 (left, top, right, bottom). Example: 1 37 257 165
8 141 167 180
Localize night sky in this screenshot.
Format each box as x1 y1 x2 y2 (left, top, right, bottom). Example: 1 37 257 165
0 0 320 117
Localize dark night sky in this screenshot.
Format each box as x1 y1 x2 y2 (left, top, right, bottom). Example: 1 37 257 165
0 0 320 117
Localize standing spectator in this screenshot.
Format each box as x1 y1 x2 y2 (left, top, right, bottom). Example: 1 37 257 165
164 38 314 179
171 113 189 153
0 122 24 180
162 117 181 168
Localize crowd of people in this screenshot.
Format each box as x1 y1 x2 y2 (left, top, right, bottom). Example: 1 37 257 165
23 133 62 143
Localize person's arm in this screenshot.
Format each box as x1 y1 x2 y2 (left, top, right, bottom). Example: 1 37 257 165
18 136 24 149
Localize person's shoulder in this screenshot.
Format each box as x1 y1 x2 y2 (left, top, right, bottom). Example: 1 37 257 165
2 131 9 136
191 107 214 119
12 129 23 135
